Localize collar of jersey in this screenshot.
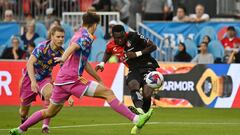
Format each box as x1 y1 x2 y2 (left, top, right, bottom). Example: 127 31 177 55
81 27 94 41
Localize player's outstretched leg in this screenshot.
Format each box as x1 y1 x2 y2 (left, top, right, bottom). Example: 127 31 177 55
9 103 62 135
92 84 153 134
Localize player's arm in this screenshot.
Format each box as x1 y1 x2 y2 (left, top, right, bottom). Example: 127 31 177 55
126 33 157 59
85 62 103 84
95 50 112 72
55 43 80 63
141 39 157 55
27 55 38 93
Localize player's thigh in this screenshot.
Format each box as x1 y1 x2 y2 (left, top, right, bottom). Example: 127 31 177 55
39 78 53 100
20 76 37 106
83 81 115 101
126 70 141 90
41 83 53 100
94 84 115 98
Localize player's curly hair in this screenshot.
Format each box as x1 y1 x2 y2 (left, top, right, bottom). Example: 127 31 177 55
82 11 100 28
112 25 125 33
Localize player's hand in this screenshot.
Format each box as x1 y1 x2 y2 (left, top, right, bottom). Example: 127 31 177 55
125 51 137 59
95 62 104 72
68 97 74 107
54 57 64 63
31 81 39 93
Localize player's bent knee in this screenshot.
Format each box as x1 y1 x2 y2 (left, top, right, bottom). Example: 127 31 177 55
128 80 140 90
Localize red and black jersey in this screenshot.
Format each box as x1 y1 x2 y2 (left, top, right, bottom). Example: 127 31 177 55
106 32 159 70
124 32 159 70
106 39 128 66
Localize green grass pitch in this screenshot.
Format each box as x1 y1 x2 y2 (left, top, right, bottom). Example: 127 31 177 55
0 106 240 135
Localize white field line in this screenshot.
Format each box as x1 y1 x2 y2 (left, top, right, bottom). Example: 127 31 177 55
1 121 240 131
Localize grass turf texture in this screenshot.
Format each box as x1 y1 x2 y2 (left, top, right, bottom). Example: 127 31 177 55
0 106 240 135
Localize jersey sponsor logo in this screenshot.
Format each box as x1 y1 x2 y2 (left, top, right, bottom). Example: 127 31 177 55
163 81 195 92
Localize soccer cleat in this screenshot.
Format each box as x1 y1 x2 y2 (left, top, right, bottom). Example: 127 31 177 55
9 128 21 135
136 108 153 129
42 126 50 134
130 126 140 135
128 106 145 115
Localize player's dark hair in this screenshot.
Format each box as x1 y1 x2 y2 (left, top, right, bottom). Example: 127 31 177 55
112 25 125 33
50 26 65 36
227 26 236 31
82 11 100 28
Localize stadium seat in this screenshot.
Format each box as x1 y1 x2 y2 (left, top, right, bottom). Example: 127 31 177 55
61 23 74 43
184 39 198 58
0 44 7 57
34 37 46 46
208 40 225 61
89 37 107 62
194 26 217 45
35 22 47 39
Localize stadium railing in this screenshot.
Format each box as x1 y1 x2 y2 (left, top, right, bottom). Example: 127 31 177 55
136 13 168 61
62 12 120 33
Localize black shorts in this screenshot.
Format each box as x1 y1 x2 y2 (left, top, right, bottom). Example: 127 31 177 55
126 68 156 87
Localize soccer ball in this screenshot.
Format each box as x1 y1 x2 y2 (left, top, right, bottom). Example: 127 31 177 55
145 71 164 89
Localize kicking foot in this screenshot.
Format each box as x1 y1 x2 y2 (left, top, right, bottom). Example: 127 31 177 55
9 128 21 135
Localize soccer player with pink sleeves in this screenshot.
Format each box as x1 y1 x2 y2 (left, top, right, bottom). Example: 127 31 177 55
10 12 153 135
18 26 73 134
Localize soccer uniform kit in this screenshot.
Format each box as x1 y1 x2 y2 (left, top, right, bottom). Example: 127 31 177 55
106 32 159 86
51 27 99 105
20 41 64 106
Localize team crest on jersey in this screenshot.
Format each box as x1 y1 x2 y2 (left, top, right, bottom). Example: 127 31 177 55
127 41 131 47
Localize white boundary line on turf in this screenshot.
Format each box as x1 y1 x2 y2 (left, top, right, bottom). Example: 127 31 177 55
1 121 240 131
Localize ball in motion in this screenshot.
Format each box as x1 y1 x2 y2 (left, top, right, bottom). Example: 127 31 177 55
145 71 164 89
